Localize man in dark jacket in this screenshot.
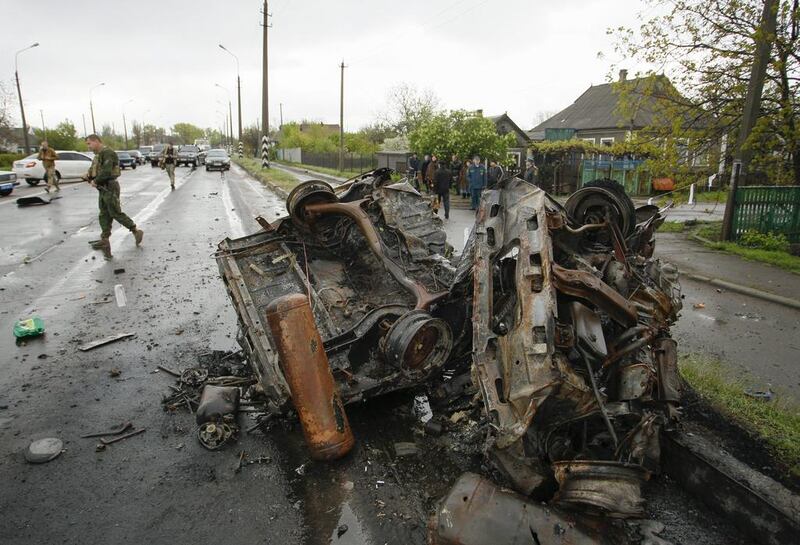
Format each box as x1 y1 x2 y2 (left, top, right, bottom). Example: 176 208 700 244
418 154 430 192
523 157 539 186
466 155 487 210
433 161 452 219
407 153 419 188
450 154 460 193
487 160 504 188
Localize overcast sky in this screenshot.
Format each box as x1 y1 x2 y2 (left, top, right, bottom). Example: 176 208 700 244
2 0 658 136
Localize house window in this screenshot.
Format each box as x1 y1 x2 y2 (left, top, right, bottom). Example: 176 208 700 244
582 138 596 145
676 138 690 165
507 151 521 167
600 137 615 147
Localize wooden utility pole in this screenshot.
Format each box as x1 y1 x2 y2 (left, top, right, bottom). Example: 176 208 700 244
721 0 778 241
261 0 271 167
339 61 346 172
279 103 283 128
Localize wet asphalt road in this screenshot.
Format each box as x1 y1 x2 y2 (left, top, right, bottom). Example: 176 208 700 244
0 164 753 545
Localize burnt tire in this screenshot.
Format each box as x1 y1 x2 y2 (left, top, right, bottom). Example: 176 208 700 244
27 179 40 186
565 178 637 237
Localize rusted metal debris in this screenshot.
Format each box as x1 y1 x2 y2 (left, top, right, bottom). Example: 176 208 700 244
215 171 683 522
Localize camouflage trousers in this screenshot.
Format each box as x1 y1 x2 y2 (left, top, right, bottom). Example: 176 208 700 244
45 165 59 191
98 180 136 238
165 164 175 186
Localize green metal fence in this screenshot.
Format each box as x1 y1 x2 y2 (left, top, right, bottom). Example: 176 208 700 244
732 186 800 243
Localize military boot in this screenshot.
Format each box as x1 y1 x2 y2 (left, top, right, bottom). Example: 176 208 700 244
134 229 144 246
94 237 112 260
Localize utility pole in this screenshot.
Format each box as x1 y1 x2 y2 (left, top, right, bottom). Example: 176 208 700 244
279 103 283 128
82 114 88 139
122 99 133 150
721 0 778 241
339 60 346 172
14 42 39 154
89 82 105 135
219 44 242 144
39 110 46 140
261 0 272 167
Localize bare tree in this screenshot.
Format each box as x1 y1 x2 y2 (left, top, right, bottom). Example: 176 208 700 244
380 83 442 136
0 81 16 149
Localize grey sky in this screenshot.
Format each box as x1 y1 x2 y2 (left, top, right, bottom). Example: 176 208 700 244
2 0 655 136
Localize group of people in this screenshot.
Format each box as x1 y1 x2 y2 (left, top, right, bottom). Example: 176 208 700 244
406 153 540 219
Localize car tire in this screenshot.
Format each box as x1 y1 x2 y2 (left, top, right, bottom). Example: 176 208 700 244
205 167 210 172
132 164 137 170
0 188 12 197
27 179 40 186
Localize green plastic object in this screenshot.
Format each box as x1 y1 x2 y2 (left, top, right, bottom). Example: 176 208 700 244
13 316 45 338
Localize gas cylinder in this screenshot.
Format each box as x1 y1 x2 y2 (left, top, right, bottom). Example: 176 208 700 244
265 293 354 460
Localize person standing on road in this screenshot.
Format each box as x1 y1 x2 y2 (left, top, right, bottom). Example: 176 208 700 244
38 141 59 193
458 160 469 198
449 154 460 194
160 142 177 190
418 154 430 193
467 155 487 211
523 157 539 187
487 160 505 188
434 161 452 219
83 134 143 260
425 154 438 194
407 153 419 188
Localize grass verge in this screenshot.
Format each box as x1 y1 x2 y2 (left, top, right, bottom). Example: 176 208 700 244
657 221 686 233
275 160 364 179
680 354 800 477
234 156 300 192
706 242 800 274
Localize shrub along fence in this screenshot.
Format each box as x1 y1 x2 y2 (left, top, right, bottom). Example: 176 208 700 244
732 186 800 243
300 151 377 173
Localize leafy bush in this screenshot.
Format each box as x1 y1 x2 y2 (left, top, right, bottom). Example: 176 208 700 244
0 153 24 169
739 231 790 253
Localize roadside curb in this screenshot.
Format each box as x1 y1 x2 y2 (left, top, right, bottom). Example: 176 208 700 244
681 233 800 310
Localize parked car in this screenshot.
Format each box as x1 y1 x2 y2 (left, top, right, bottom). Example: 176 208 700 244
204 149 231 171
118 151 137 170
12 151 93 186
177 145 202 167
0 170 19 196
128 150 145 165
138 145 153 158
149 144 166 166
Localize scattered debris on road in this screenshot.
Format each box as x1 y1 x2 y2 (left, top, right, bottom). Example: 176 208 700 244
13 316 45 339
77 332 136 351
25 437 64 464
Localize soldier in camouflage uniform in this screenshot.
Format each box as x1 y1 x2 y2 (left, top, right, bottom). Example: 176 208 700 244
161 142 176 189
83 134 143 259
37 141 59 193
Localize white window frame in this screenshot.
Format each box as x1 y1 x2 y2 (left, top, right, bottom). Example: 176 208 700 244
507 151 522 167
600 137 615 147
581 137 596 145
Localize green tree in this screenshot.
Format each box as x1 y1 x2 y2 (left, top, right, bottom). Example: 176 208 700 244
409 111 515 162
611 0 800 184
171 123 205 145
34 120 80 150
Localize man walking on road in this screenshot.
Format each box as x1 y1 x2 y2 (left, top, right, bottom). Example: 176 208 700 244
161 142 177 190
83 134 143 260
434 161 452 219
467 155 486 211
38 141 59 193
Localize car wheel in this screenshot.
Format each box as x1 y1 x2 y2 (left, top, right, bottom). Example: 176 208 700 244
26 179 40 186
0 188 12 197
132 164 137 170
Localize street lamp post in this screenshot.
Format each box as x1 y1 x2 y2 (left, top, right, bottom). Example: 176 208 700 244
122 99 134 149
215 83 234 149
14 42 39 154
218 44 242 143
141 109 151 145
89 82 105 135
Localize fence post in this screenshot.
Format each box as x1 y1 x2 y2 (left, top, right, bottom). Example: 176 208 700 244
688 183 695 205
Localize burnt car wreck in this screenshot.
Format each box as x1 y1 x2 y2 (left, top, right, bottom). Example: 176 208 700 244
215 169 684 529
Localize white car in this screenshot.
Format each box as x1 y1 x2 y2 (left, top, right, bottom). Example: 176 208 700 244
13 150 94 187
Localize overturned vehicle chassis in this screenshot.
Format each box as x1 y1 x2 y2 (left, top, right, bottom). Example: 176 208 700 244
216 170 682 517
